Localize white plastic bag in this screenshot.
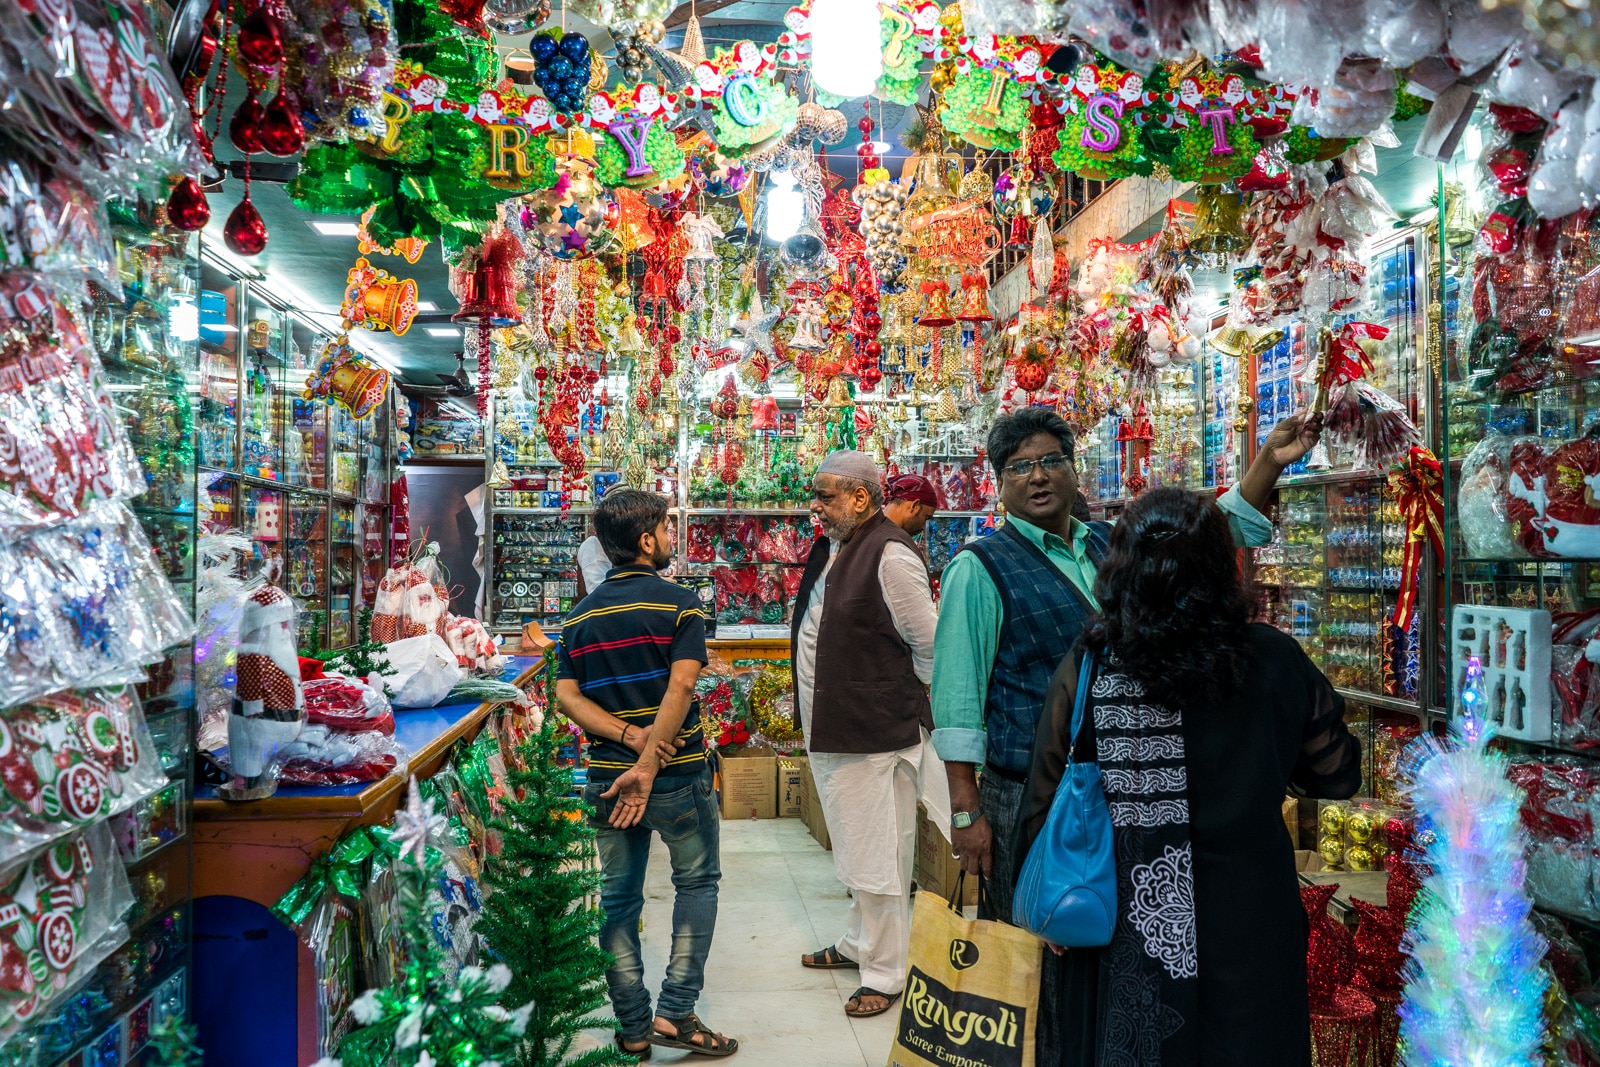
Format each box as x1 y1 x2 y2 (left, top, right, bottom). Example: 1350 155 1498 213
380 635 464 708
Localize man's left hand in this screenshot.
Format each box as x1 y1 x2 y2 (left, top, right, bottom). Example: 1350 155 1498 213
1261 412 1324 468
600 763 657 828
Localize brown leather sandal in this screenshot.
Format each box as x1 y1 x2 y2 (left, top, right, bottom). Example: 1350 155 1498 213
650 1013 738 1057
615 1032 652 1060
845 986 901 1018
800 944 857 969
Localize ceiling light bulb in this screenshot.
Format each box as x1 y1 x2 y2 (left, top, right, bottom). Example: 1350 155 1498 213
810 0 881 100
309 221 361 237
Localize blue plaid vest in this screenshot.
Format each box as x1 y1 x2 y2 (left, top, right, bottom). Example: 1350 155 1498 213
961 519 1111 776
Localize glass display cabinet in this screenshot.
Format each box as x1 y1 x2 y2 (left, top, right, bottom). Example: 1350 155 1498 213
196 252 395 652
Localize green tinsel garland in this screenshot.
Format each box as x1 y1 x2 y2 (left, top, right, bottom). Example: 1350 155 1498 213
940 68 1028 151
712 80 800 157
1283 125 1356 164
1053 110 1148 179
595 120 687 187
1167 116 1258 183
1393 89 1433 123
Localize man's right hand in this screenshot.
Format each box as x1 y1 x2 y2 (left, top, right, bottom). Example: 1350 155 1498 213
951 814 993 877
623 725 685 769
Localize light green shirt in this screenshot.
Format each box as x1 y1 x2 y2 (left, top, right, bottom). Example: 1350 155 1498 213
929 485 1273 766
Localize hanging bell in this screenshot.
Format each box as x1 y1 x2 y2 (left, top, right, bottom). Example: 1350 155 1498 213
782 214 831 278
1187 186 1249 258
1007 214 1031 249
452 229 524 326
750 395 780 431
1441 181 1479 247
929 389 962 422
488 458 514 489
917 277 955 328
789 298 828 350
956 272 994 323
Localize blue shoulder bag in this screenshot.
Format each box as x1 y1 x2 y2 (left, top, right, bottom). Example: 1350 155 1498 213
1012 651 1117 947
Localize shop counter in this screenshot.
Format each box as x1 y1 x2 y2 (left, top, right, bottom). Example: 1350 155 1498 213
192 655 539 1067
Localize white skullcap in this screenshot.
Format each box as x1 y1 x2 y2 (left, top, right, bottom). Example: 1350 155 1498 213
817 449 881 484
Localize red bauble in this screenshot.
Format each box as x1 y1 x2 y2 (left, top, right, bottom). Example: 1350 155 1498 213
1014 360 1050 392
533 365 549 382
235 8 285 70
665 324 682 344
864 340 882 359
224 196 269 256
230 93 267 154
857 363 882 390
658 352 675 376
259 91 305 157
166 177 211 231
863 312 882 332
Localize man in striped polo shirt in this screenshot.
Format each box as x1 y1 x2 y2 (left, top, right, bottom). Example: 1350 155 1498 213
556 488 738 1059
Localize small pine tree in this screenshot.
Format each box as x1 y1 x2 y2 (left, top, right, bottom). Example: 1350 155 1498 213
321 607 395 690
477 651 629 1067
323 782 532 1067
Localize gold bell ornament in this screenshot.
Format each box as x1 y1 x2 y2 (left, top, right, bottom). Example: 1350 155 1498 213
340 258 419 336
1187 186 1249 260
956 271 994 323
929 388 962 423
917 276 956 328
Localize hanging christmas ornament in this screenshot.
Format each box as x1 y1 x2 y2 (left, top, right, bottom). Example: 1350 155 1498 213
585 85 687 188
1163 70 1260 184
165 176 211 231
258 89 305 157
224 191 268 256
230 92 268 154
1187 185 1249 258
302 335 392 418
530 30 592 113
522 129 618 259
485 0 551 34
939 67 1028 151
1053 60 1159 179
683 41 799 160
340 258 420 336
452 229 525 326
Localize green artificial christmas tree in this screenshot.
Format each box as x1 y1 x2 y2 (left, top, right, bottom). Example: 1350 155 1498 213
319 781 533 1067
146 1018 205 1067
476 652 628 1067
321 607 395 687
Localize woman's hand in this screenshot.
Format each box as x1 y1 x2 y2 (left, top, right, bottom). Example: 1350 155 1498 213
1046 943 1066 957
1260 412 1324 469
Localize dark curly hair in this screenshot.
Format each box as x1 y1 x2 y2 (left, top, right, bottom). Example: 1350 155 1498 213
1083 487 1255 710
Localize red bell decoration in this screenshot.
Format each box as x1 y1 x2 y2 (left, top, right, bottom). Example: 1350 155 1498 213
452 228 523 326
259 90 305 157
917 277 955 328
750 395 780 430
166 177 211 232
224 196 269 256
711 375 740 420
1008 214 1031 249
235 7 285 70
956 271 994 322
230 92 267 154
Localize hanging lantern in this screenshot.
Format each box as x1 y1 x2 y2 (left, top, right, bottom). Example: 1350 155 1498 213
956 271 994 322
917 276 955 328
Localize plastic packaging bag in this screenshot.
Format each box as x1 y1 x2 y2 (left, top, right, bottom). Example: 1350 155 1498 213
1553 610 1600 749
0 686 171 866
0 821 134 1047
1508 759 1600 921
370 548 450 644
303 677 395 735
380 634 464 708
277 725 408 787
1458 434 1530 558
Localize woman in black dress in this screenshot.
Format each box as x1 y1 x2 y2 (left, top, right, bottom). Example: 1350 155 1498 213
1012 486 1362 1067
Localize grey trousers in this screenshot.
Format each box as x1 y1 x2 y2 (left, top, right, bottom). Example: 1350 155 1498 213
980 769 1066 1067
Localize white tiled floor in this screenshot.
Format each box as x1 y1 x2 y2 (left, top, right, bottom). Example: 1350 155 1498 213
572 817 899 1066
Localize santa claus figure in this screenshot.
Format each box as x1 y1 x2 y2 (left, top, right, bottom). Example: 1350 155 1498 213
221 585 306 800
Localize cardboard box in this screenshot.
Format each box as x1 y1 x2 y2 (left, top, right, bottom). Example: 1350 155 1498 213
797 757 831 849
913 803 978 907
1282 796 1299 849
719 746 777 820
778 757 805 818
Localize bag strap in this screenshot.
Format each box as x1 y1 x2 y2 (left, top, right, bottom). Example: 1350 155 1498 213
1067 650 1097 765
949 870 988 914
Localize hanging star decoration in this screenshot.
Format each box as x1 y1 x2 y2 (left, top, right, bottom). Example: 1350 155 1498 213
393 777 447 866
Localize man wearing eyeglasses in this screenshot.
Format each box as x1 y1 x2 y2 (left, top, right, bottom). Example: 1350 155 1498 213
930 405 1321 1064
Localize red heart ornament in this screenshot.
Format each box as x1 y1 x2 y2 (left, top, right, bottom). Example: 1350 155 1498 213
166 177 210 231
224 197 269 256
259 90 305 156
230 92 267 154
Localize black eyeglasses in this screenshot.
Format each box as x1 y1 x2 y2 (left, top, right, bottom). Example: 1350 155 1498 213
1001 453 1072 480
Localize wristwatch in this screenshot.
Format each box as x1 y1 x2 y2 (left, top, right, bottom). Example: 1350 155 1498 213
951 810 983 830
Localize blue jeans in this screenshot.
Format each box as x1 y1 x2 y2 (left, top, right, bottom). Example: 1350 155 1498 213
584 764 721 1041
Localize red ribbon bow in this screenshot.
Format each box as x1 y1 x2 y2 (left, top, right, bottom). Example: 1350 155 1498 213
1387 446 1443 629
1323 322 1389 388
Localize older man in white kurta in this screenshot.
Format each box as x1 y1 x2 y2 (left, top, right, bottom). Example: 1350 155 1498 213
789 450 949 1019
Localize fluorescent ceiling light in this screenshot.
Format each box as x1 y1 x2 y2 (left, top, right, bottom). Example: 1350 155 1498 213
766 170 803 242
415 300 439 311
309 221 361 237
208 324 240 333
426 327 460 337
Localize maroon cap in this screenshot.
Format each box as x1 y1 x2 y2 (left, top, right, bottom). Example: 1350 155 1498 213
886 474 938 509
